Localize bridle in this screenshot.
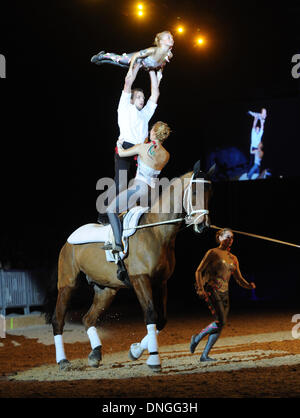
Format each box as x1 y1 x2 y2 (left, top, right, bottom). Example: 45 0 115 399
123 173 211 231
182 173 211 226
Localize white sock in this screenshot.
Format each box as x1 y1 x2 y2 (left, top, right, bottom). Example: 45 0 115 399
54 334 66 363
87 326 101 350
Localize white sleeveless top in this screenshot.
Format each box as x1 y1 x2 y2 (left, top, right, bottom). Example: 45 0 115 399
135 157 161 188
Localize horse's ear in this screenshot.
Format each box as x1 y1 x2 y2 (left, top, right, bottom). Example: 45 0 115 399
193 160 201 176
206 163 216 180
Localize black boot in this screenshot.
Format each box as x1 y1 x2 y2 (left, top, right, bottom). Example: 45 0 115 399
101 212 123 252
200 332 220 362
97 213 109 225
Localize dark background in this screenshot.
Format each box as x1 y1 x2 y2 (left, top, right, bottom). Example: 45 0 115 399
1 0 300 312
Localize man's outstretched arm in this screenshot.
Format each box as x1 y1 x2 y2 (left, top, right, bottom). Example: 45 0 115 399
123 62 142 93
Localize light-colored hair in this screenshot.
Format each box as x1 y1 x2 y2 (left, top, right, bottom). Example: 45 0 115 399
216 228 233 244
154 31 172 46
151 121 171 143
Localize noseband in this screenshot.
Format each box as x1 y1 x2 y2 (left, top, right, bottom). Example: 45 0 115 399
183 173 211 225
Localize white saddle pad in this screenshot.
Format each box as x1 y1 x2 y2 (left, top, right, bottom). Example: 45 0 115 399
67 223 110 245
67 206 149 261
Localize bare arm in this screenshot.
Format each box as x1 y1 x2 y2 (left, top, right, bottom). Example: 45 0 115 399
128 47 155 74
232 257 255 290
252 116 259 129
123 62 142 93
118 143 143 158
195 250 213 297
149 70 162 104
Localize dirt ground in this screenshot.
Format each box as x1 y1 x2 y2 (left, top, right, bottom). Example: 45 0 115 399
1 305 300 400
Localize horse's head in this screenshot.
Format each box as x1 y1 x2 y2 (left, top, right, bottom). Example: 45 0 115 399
182 161 213 233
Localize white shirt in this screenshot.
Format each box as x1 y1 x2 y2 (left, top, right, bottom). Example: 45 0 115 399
250 128 264 150
117 91 157 146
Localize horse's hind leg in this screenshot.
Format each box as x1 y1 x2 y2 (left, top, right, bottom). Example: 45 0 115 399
83 285 118 367
52 244 79 370
130 274 161 371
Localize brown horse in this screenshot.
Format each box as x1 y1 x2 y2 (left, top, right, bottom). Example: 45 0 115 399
45 163 212 371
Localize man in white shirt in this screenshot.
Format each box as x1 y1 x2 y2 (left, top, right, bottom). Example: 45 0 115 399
115 63 162 196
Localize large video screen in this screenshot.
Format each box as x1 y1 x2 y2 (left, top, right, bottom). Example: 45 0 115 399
204 97 300 181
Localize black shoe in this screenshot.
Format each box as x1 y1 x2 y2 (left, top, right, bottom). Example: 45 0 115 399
190 335 198 354
91 50 105 64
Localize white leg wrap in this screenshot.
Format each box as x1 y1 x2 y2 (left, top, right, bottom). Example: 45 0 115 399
140 329 160 350
146 324 160 367
54 334 67 364
87 326 101 350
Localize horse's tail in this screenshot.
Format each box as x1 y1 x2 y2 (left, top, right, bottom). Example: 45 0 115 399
44 263 58 324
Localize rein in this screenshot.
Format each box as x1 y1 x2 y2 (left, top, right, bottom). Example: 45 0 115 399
123 216 185 231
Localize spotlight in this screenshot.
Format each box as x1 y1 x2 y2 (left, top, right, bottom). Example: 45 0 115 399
196 37 205 46
177 26 184 34
136 3 144 17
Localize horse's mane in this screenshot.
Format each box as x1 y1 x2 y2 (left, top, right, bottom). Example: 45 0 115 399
149 171 193 216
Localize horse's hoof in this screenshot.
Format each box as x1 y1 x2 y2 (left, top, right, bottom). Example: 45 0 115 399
129 343 144 361
147 364 162 372
88 346 102 368
58 359 71 371
146 354 161 371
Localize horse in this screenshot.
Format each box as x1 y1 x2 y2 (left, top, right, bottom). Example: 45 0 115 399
45 162 212 371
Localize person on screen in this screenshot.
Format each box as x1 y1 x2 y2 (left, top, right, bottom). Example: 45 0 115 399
189 228 256 361
247 108 267 179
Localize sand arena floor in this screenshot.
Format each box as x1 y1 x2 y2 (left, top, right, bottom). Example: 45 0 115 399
1 305 300 399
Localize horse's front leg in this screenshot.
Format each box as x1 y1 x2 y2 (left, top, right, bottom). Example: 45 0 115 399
130 274 161 371
82 285 118 367
129 281 167 364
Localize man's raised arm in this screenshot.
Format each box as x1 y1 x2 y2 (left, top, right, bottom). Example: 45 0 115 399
149 70 162 104
123 62 142 93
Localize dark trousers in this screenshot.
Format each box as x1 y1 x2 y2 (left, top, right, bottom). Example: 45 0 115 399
97 141 136 223
114 141 137 196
